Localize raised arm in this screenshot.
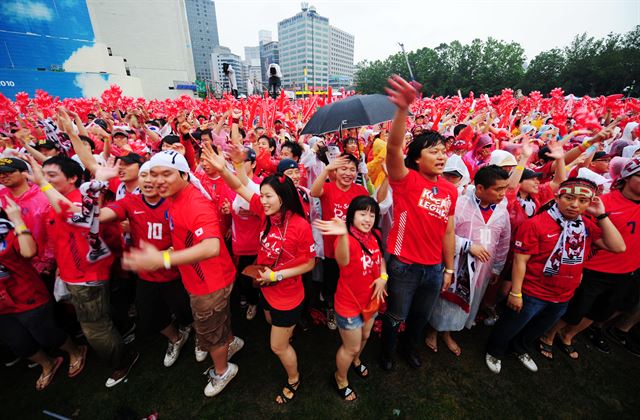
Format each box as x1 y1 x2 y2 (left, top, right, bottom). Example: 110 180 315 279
201 142 255 203
385 75 420 181
2 197 37 258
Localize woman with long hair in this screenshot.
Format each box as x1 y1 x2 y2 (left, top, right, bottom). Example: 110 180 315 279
200 143 316 404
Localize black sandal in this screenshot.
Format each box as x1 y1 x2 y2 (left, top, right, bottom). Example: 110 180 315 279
351 362 369 379
276 377 300 404
537 338 554 360
332 373 357 401
555 336 579 360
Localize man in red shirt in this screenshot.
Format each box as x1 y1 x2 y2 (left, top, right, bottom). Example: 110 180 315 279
485 178 625 374
380 76 457 371
543 158 640 357
310 153 369 330
28 155 138 388
122 150 242 398
99 161 194 368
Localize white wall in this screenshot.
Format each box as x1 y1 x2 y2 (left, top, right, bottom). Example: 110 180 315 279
87 0 196 99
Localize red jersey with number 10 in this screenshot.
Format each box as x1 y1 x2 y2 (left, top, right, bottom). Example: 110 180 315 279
107 195 179 283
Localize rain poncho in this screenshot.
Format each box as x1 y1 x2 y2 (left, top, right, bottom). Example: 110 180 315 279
443 154 471 195
429 193 511 331
366 137 387 188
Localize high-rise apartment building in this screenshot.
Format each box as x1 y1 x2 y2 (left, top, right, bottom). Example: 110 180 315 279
329 26 355 88
185 0 220 82
258 30 273 44
277 4 329 90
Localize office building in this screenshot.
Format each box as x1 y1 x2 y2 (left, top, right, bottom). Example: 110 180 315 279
329 26 355 88
258 30 273 44
277 4 329 90
185 0 221 83
277 4 354 91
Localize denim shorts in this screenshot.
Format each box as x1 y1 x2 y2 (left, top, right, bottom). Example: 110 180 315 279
335 312 366 330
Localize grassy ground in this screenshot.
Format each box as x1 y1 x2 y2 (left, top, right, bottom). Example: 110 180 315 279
2 301 639 420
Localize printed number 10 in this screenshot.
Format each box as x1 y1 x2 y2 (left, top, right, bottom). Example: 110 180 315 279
147 222 162 240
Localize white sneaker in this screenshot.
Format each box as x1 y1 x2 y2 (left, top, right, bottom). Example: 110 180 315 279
227 336 244 361
194 336 208 362
204 363 238 397
163 329 190 367
246 304 257 320
517 353 538 372
485 353 502 374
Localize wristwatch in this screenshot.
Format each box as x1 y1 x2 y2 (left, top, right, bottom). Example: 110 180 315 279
595 213 609 221
275 272 284 282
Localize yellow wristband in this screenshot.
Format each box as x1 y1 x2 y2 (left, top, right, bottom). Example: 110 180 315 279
444 268 455 274
233 161 243 168
515 165 524 171
582 140 591 148
509 291 522 298
15 224 27 232
40 184 53 192
269 271 276 282
380 273 389 282
162 251 171 270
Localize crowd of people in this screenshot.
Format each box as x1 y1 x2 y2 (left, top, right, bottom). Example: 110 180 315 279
0 76 638 404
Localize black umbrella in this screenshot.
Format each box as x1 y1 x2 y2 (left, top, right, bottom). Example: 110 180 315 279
300 94 399 135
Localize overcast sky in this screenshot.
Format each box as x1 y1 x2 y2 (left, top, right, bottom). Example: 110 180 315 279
215 0 639 63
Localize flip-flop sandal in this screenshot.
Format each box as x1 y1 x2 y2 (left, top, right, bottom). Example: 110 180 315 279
537 339 554 360
555 337 579 360
68 345 88 378
425 338 438 353
36 356 63 391
350 362 369 379
276 377 300 404
332 373 357 402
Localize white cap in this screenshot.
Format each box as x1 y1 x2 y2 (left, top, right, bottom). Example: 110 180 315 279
139 161 152 175
577 167 607 186
489 150 518 167
148 151 212 200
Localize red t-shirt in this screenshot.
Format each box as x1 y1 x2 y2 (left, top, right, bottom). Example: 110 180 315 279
168 184 236 295
50 189 115 283
0 231 49 315
196 172 236 235
507 182 555 237
387 170 457 265
586 190 640 274
319 181 368 259
514 211 602 302
334 234 382 318
250 194 316 310
107 195 180 283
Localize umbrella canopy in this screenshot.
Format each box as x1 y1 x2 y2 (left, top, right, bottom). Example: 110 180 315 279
300 94 399 135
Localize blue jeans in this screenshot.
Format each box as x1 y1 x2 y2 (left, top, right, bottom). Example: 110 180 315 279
381 255 443 357
486 294 569 358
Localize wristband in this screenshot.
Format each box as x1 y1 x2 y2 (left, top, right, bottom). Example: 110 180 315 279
509 291 523 298
380 273 389 282
232 118 240 124
269 271 276 282
515 165 524 171
16 229 32 236
233 161 244 168
595 212 609 221
162 251 171 270
40 184 53 193
15 224 27 232
444 268 455 274
582 140 592 148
